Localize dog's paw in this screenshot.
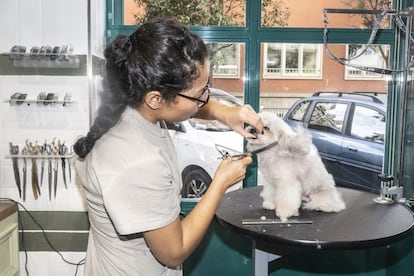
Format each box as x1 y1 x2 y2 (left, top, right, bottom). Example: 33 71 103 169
275 206 299 222
262 200 275 210
303 199 346 213
279 215 289 223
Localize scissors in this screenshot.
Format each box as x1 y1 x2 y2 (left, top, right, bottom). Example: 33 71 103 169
215 140 278 160
9 142 22 198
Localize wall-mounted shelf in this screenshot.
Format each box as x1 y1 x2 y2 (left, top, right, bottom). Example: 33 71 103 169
6 154 75 159
0 54 104 76
5 99 75 106
11 54 80 69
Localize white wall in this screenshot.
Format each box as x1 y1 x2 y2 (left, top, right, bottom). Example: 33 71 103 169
0 0 106 275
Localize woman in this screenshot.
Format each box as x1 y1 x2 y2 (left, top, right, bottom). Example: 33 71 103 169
74 17 263 275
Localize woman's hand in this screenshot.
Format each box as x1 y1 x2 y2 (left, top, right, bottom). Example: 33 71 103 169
194 100 263 139
213 155 253 191
222 104 263 139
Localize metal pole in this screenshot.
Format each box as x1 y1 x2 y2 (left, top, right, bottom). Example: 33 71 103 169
397 11 413 189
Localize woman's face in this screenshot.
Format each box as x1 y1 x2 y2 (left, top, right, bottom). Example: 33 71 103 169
162 63 210 122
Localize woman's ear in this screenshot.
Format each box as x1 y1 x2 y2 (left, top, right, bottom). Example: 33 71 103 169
145 91 162 110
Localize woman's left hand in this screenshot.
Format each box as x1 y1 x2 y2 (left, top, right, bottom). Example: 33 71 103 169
194 100 263 138
222 104 263 139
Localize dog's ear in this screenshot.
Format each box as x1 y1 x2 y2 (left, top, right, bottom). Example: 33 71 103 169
275 129 290 149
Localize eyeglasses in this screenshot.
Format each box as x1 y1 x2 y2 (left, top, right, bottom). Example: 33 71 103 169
177 86 210 108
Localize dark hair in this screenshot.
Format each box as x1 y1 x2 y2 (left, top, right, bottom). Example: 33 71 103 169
74 17 208 158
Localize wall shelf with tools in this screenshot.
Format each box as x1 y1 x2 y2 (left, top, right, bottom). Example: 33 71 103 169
0 49 104 76
6 141 75 202
0 44 93 204
5 92 75 106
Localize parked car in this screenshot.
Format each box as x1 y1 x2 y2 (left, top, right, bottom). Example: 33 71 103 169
166 88 244 198
284 91 386 193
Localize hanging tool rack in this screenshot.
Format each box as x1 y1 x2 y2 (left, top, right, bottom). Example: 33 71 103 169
6 140 75 201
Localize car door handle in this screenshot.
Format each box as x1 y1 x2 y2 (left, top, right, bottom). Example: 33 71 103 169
345 146 358 152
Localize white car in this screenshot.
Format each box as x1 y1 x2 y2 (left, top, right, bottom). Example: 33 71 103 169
166 88 244 198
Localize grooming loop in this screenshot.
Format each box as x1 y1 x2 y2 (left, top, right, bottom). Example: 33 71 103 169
323 8 414 75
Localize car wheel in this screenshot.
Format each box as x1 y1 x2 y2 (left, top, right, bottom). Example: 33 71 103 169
181 167 212 198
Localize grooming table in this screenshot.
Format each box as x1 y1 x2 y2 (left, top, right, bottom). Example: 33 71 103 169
215 186 414 276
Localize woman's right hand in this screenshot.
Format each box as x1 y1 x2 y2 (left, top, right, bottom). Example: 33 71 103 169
213 155 253 191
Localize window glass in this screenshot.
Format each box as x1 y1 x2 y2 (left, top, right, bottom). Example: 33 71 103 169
288 100 311 122
263 43 322 79
262 0 392 28
208 42 245 104
124 0 393 28
208 43 241 78
123 0 246 26
351 106 385 143
259 43 389 118
309 102 347 134
345 45 390 80
401 77 414 193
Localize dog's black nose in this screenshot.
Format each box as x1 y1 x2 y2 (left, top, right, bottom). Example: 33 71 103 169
249 128 257 135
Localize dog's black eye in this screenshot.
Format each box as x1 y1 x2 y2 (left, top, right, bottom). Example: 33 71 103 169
263 126 270 133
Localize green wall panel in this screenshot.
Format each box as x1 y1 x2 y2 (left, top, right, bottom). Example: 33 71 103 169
184 218 253 276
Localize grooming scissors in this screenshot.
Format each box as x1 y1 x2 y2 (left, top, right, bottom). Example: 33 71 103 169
215 140 278 160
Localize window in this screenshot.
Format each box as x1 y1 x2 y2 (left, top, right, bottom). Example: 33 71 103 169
208 43 240 78
288 100 311 122
262 0 392 28
263 43 322 79
351 106 385 143
113 0 406 190
123 0 246 26
309 102 347 134
345 45 389 80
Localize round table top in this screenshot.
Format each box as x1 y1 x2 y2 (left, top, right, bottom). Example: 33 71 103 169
215 186 414 250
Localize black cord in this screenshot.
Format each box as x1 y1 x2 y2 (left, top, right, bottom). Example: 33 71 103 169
0 198 86 276
17 208 29 275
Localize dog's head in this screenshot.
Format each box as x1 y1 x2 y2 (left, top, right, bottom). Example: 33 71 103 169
246 112 294 149
246 112 311 155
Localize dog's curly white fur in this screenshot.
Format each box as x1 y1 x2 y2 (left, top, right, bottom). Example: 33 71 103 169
247 112 346 222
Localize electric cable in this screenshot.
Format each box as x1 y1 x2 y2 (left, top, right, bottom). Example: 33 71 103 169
0 198 85 276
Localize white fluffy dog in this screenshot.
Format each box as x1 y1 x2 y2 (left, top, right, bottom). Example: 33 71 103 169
246 112 346 222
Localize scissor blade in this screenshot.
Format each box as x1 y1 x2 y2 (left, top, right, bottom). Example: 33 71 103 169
12 158 22 198
23 159 27 201
68 159 72 182
54 159 58 198
247 140 279 155
231 141 279 158
48 160 52 201
40 159 45 186
31 159 41 199
62 158 67 188
54 170 58 198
